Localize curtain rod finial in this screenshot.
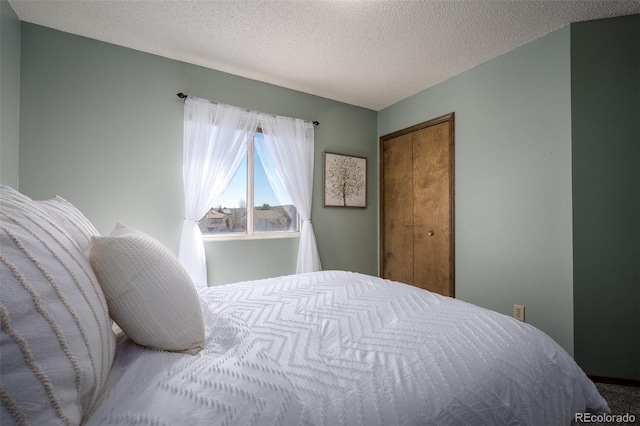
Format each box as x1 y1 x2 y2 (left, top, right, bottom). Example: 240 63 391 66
177 92 187 99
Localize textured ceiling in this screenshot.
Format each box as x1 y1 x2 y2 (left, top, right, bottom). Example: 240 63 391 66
8 0 640 110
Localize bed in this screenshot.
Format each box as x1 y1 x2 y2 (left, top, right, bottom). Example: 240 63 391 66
0 185 608 425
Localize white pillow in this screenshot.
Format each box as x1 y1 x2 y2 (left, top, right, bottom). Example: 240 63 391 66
38 195 100 259
0 185 115 425
90 224 205 354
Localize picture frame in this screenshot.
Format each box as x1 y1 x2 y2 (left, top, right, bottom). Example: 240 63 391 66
323 152 367 208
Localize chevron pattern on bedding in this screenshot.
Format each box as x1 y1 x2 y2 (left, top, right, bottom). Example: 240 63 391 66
86 270 607 425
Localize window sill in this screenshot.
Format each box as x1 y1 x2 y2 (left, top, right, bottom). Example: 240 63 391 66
202 232 300 242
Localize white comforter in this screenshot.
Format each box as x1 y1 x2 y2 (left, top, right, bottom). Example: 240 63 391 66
86 271 607 425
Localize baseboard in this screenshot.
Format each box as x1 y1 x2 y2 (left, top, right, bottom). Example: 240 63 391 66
589 375 640 387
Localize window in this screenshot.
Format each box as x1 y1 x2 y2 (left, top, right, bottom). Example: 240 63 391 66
198 133 300 238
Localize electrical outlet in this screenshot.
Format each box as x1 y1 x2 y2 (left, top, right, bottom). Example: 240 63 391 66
514 304 525 322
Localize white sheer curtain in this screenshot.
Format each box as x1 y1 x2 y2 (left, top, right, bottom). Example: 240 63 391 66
178 97 258 287
258 115 322 273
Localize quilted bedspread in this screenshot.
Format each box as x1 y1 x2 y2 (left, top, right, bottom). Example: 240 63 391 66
86 271 607 425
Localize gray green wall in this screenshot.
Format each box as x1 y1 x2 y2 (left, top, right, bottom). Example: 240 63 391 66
9 2 639 379
378 27 575 355
571 15 639 381
17 22 378 285
0 0 20 188
378 15 640 379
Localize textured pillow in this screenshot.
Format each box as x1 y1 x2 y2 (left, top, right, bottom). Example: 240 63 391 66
89 224 205 354
0 185 115 425
38 195 100 259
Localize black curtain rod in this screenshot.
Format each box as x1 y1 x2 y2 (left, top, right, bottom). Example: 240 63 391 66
177 93 319 126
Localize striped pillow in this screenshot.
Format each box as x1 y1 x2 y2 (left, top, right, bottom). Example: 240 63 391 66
0 186 115 425
38 195 100 259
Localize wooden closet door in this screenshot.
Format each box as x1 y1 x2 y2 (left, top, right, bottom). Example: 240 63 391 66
380 113 454 297
380 132 414 285
412 123 453 296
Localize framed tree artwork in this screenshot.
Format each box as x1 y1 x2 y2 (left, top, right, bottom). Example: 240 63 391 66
323 152 367 208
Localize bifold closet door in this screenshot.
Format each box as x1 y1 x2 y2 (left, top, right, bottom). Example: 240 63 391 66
380 113 454 297
412 123 453 296
380 132 414 285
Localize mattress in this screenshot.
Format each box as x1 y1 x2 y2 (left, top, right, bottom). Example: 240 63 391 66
86 270 608 425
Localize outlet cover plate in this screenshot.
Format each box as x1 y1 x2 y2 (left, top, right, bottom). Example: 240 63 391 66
514 304 525 322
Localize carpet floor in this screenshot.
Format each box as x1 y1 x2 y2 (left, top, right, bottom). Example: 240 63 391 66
592 382 639 425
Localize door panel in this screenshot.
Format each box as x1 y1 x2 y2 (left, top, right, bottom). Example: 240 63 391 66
412 123 452 295
380 133 414 285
